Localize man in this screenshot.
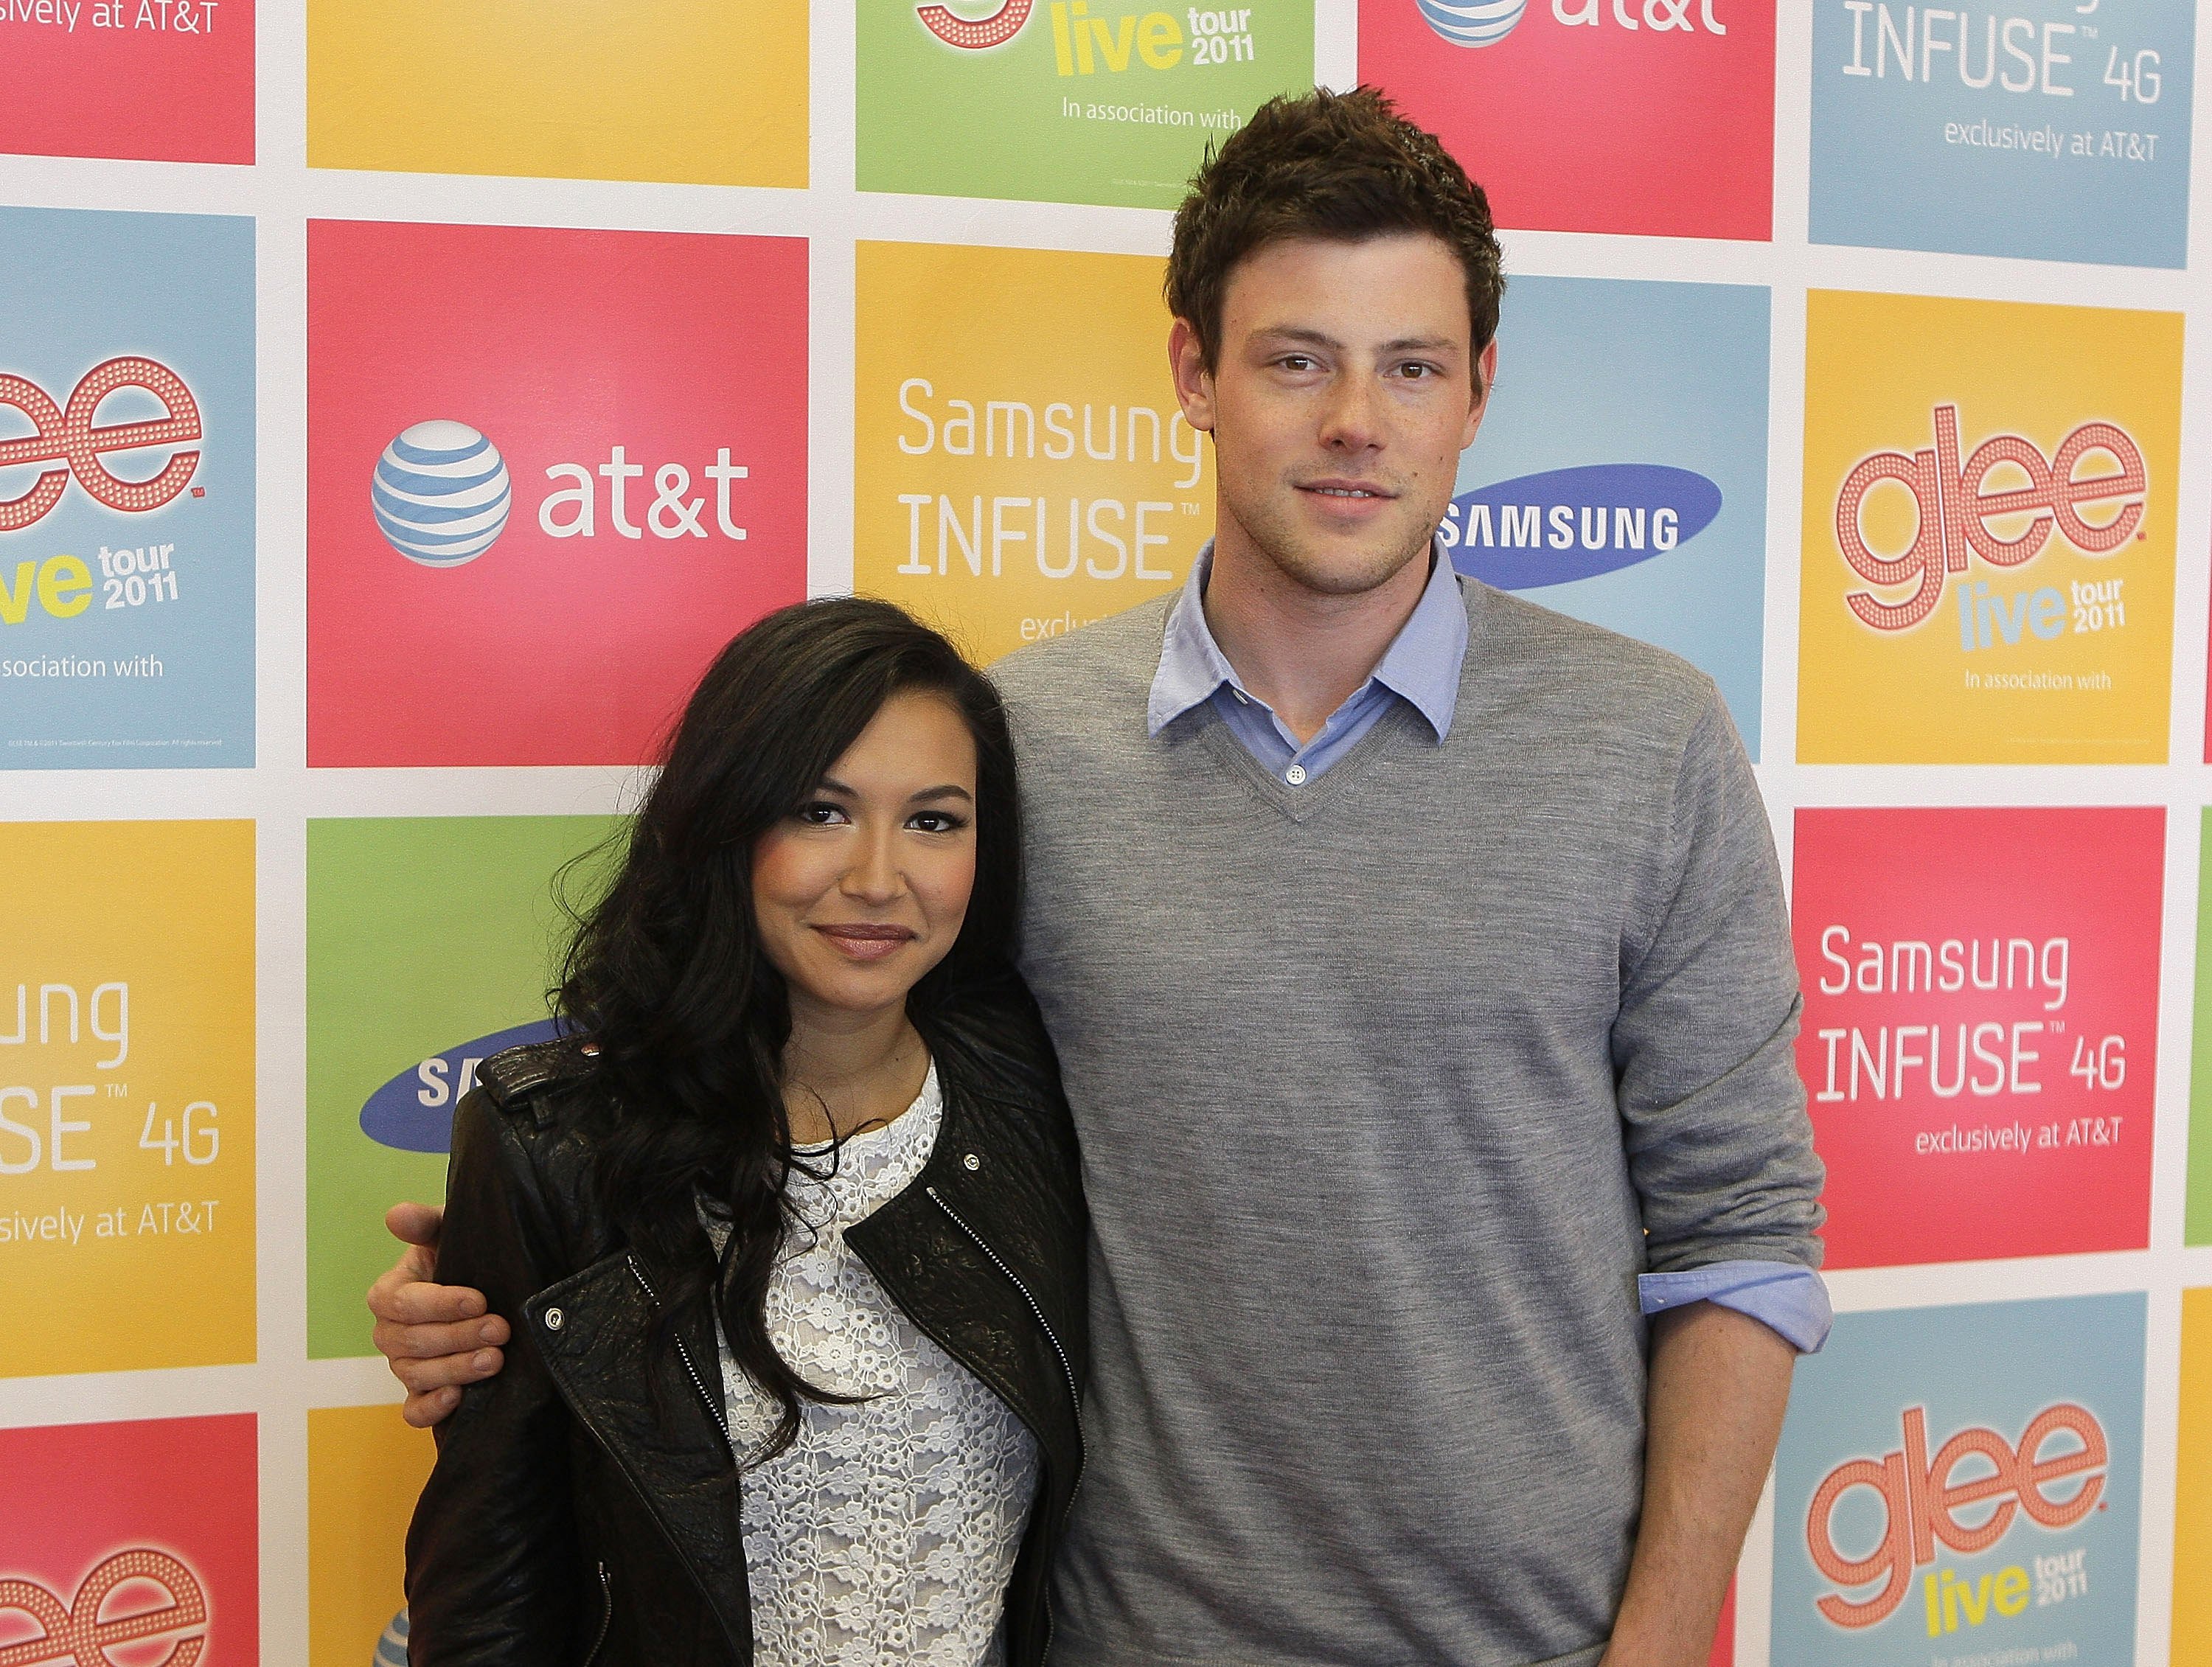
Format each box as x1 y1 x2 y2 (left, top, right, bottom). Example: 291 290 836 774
372 87 1827 1666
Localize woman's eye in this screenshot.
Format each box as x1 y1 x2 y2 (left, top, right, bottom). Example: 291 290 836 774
908 811 968 834
796 802 849 826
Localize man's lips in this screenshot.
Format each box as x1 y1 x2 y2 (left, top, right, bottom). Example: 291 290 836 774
1295 478 1397 503
813 923 918 962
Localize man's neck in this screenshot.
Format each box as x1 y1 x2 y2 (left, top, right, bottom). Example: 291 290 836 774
1201 529 1431 745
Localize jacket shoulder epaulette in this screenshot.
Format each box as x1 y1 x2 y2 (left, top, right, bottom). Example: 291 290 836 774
477 1036 594 1115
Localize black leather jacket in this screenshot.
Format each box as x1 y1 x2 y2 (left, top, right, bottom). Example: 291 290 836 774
404 984 1088 1666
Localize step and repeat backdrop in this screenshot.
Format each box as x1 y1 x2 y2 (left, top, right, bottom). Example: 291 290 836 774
2 1 2211 1663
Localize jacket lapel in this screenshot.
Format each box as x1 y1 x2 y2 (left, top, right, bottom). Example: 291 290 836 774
524 1250 751 1655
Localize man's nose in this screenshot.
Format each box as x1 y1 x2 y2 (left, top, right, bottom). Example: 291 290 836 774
1318 371 1384 451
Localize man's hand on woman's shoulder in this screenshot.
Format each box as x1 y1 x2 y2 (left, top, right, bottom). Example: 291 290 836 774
366 1202 507 1428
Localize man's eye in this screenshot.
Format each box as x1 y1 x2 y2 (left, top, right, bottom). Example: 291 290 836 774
1279 355 1315 372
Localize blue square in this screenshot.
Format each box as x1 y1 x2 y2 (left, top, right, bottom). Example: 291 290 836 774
1450 275 1769 757
0 206 256 768
1810 0 2194 268
1773 1293 2146 1666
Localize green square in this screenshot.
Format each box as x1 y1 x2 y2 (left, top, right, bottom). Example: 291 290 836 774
305 815 619 1359
858 1 1314 208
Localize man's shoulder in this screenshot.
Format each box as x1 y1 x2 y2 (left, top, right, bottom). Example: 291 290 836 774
1466 581 1727 745
988 594 1174 725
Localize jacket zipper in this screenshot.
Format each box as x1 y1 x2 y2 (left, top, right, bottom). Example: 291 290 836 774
580 1561 613 1667
625 1255 732 1446
925 1183 1084 1663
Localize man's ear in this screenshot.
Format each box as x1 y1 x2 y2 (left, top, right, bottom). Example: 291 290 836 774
1461 338 1498 452
1168 317 1217 434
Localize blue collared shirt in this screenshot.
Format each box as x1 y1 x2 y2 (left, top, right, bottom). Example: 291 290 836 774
1145 540 1832 1353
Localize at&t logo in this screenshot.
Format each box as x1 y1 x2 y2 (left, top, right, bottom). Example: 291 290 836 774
370 420 752 568
0 1548 208 1666
0 358 203 532
1417 0 1725 48
1834 403 2145 634
1806 1402 2107 1635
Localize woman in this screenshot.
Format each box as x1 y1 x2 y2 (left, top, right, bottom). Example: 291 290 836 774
405 599 1086 1667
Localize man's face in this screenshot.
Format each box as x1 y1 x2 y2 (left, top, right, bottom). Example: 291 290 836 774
1170 232 1495 599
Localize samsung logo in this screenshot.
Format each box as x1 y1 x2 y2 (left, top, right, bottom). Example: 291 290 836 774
359 1018 564 1154
1444 463 1722 590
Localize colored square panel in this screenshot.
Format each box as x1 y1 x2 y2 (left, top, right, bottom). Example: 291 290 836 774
1798 291 2179 765
307 0 803 187
0 0 251 164
858 2 1312 209
0 1414 258 1663
2177 1290 2212 1659
309 1405 434 1667
0 820 254 1377
1444 276 1767 755
1792 807 2159 1270
0 206 256 768
1358 0 1772 240
1811 0 2194 268
307 220 807 768
2188 814 2212 1247
1773 1294 2143 1666
306 815 617 1360
855 243 1208 664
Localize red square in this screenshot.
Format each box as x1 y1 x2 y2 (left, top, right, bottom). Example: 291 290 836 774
1792 807 2160 1269
1357 0 1772 241
307 220 808 768
0 1413 258 1665
0 0 253 164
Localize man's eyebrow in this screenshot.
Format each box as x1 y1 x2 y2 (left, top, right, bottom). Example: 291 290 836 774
1249 325 1462 355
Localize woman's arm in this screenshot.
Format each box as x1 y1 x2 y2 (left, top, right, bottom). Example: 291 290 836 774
403 1090 588 1663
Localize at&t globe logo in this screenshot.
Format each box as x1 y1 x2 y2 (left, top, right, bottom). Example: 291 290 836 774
371 421 513 568
1416 0 1526 46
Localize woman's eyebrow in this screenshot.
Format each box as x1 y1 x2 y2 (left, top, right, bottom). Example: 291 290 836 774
910 784 975 804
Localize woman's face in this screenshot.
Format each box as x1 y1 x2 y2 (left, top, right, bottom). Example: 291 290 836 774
751 689 981 1026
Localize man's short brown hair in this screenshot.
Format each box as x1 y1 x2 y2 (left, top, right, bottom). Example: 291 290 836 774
1166 86 1504 391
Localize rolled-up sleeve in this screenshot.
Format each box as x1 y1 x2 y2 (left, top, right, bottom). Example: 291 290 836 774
1613 687 1827 1302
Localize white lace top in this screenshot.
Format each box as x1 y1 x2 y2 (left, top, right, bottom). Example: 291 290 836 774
699 1065 1040 1666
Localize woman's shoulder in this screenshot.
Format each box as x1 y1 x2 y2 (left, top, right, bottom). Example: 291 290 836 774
922 968 1063 1107
451 1036 613 1200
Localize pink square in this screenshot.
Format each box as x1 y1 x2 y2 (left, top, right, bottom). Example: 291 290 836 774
1792 807 2160 1268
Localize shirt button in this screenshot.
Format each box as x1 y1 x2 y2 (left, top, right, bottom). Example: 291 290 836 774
1231 689 1250 705
1284 764 1307 786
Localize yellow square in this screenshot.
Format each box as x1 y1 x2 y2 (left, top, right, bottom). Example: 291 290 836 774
310 1404 436 1667
2178 1288 2212 1659
0 821 254 1376
307 0 807 187
1798 291 2180 764
855 242 1212 664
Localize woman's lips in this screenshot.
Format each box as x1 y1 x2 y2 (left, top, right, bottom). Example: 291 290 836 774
813 923 917 962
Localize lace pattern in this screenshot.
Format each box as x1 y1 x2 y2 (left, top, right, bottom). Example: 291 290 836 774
700 1065 1040 1666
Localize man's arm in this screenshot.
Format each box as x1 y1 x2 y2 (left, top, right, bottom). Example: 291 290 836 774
1601 1302 1794 1667
366 1202 507 1427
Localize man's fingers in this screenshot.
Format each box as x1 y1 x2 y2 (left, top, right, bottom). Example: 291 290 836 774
367 1268 492 1326
384 1342 505 1396
372 1313 509 1363
403 1386 463 1430
385 1200 445 1248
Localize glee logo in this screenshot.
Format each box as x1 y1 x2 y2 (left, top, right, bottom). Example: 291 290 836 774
0 1547 208 1667
918 0 1033 47
0 358 204 533
1806 1402 2107 1629
1834 403 2144 633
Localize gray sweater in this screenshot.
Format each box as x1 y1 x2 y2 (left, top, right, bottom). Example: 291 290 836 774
991 580 1824 1667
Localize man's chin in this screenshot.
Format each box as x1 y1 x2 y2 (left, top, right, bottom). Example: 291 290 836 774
1266 529 1436 599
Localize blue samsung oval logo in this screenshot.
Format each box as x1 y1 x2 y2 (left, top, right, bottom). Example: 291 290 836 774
359 1018 564 1154
1444 464 1722 590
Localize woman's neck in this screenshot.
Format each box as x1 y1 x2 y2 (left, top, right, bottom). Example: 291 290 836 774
781 998 929 1145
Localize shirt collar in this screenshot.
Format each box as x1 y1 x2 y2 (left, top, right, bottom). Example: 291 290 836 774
1146 539 1469 739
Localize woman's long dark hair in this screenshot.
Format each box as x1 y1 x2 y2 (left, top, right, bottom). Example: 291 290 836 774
556 597 1020 1454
